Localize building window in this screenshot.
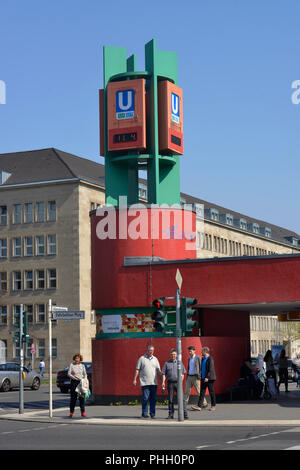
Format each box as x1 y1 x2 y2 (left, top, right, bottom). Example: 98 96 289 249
52 338 57 358
0 205 7 225
25 339 34 359
211 209 219 221
36 236 45 256
25 304 33 323
37 338 45 357
13 271 22 291
48 269 57 289
13 237 22 257
37 304 45 323
24 203 33 223
240 218 247 230
47 235 56 255
13 204 22 224
0 272 7 291
36 202 45 222
24 270 33 290
265 228 272 238
0 305 7 325
13 304 21 322
14 341 21 359
25 236 33 256
36 270 45 289
0 239 7 258
226 215 233 226
48 201 56 221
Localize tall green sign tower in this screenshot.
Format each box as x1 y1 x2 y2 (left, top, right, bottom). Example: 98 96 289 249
100 39 183 206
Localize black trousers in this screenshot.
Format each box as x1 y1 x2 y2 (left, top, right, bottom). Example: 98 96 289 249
167 382 187 416
70 379 85 413
198 379 216 407
278 368 288 390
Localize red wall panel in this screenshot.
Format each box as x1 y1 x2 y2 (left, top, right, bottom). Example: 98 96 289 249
92 336 248 399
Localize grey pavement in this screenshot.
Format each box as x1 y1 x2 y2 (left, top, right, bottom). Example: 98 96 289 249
1 383 300 427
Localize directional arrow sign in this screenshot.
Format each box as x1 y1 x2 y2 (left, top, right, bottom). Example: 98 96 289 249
52 310 85 320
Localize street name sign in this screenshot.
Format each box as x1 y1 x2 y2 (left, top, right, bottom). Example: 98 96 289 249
52 310 85 320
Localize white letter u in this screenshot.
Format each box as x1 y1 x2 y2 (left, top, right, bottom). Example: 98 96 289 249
118 91 133 111
172 94 179 115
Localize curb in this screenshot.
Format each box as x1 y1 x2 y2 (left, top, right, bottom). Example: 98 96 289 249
1 409 300 427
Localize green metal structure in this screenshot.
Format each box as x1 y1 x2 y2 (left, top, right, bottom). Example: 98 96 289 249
102 39 181 206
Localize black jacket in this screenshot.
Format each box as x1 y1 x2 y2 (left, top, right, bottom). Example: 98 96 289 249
202 356 216 381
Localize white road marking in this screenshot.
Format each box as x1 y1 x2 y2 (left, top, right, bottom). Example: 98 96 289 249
195 445 213 449
226 431 282 444
285 446 300 450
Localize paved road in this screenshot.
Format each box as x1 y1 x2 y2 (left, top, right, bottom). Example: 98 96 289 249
1 384 300 451
0 418 299 450
0 383 69 412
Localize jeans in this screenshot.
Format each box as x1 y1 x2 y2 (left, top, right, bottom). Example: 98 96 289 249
141 385 157 417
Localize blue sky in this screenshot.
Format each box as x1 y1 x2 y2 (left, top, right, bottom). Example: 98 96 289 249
1 1 300 234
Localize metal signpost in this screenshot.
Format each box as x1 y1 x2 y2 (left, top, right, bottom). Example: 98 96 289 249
175 269 184 422
19 304 24 414
48 299 53 418
48 302 85 418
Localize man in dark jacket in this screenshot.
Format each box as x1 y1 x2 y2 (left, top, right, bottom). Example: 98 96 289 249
191 346 216 411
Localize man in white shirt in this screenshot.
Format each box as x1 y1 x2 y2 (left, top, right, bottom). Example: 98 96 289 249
133 345 162 418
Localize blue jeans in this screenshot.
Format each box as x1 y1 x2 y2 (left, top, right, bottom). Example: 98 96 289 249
141 385 157 416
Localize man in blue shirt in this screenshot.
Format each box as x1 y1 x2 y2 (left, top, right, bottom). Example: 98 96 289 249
191 346 216 411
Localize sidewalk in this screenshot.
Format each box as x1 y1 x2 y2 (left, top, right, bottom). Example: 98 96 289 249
1 385 300 427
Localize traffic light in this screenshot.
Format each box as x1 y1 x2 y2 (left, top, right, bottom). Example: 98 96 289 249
22 311 30 343
152 298 167 332
181 297 198 334
13 310 30 343
13 312 21 344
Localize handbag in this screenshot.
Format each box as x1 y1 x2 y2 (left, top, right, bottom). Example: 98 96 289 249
82 365 90 398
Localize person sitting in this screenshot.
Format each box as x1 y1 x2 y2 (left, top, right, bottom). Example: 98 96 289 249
240 358 262 399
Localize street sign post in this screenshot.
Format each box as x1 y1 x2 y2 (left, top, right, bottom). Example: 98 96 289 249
175 269 184 422
176 288 184 422
19 304 24 414
48 301 85 418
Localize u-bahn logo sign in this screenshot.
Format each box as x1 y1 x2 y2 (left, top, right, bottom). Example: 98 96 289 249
171 92 179 123
116 90 135 120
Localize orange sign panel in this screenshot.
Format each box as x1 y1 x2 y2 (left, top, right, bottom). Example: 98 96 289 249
107 79 146 152
158 80 183 155
99 89 105 156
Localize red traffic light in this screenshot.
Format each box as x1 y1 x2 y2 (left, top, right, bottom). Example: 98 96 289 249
152 299 164 309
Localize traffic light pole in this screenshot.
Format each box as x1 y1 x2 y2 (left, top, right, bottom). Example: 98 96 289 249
19 304 24 414
48 299 53 419
176 288 184 422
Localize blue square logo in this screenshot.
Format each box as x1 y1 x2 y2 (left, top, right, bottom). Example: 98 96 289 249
171 92 180 123
116 90 135 120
